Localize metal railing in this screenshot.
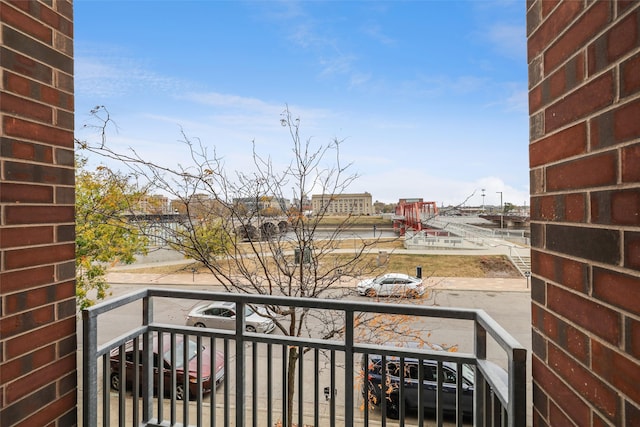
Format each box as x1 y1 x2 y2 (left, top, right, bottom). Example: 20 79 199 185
83 289 526 427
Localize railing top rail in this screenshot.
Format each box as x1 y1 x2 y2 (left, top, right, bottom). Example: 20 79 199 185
83 287 525 355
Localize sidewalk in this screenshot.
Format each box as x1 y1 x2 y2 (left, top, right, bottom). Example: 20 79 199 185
105 270 530 293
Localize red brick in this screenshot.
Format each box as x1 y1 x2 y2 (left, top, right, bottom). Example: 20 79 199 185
532 301 545 331
626 400 640 426
5 354 75 404
533 381 549 420
614 99 640 144
622 143 640 183
538 195 557 221
548 224 621 265
545 1 612 72
533 356 591 426
608 9 639 62
546 52 586 103
530 123 587 167
532 250 557 283
612 190 640 226
547 151 617 191
4 206 74 225
54 280 75 301
3 116 73 147
0 306 55 339
545 71 614 132
548 284 621 344
5 317 75 359
621 52 640 98
1 138 55 163
0 1 53 44
3 71 31 97
549 401 578 427
3 161 74 185
548 343 620 421
0 345 56 383
41 85 73 110
593 268 640 315
0 384 57 427
4 243 75 270
592 189 640 226
0 226 54 248
2 92 52 123
592 340 640 403
541 0 561 18
560 256 588 293
40 3 73 38
0 266 55 294
618 1 638 14
627 317 640 359
564 193 586 222
12 390 76 427
563 323 590 363
528 0 584 62
4 284 57 315
529 83 543 112
542 307 560 342
626 231 640 271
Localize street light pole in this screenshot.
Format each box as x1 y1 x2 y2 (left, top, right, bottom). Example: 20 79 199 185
496 191 503 229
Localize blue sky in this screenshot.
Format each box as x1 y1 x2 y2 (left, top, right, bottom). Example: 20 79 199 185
74 0 529 206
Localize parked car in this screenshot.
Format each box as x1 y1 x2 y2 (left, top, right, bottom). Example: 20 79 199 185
109 333 224 400
186 301 275 333
357 273 425 298
363 354 475 419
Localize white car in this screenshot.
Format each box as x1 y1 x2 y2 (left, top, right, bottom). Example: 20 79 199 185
186 301 275 333
357 273 425 298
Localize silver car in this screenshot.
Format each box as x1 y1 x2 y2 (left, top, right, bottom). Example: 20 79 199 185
357 273 425 298
186 301 275 333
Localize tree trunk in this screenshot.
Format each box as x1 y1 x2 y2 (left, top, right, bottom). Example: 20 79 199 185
286 346 298 427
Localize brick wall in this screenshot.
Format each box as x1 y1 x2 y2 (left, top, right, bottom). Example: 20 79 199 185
528 1 640 426
0 1 76 426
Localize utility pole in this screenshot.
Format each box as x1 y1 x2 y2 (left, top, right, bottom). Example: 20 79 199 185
496 191 503 229
481 189 486 212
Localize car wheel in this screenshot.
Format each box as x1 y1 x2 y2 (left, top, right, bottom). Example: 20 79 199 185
194 322 206 328
385 397 400 419
110 372 120 391
245 325 256 333
365 288 377 297
176 384 185 401
407 289 419 299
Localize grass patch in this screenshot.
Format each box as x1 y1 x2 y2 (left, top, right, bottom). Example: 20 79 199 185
118 252 520 278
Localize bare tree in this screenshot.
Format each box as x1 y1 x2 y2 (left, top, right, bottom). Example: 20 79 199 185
78 106 428 425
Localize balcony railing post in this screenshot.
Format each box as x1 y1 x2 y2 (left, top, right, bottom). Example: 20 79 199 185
344 309 354 424
82 309 98 427
142 294 154 423
474 318 487 427
236 300 246 427
509 347 527 427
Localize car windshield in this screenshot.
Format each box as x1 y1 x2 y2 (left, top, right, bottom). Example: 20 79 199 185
164 340 198 369
244 306 255 317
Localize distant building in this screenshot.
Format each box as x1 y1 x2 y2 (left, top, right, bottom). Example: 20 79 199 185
171 194 227 218
136 194 171 214
311 192 374 215
233 196 290 216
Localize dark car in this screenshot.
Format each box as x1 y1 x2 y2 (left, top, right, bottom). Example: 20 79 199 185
109 334 224 400
364 354 475 419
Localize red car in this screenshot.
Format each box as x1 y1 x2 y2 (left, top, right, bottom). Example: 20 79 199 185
109 334 224 400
